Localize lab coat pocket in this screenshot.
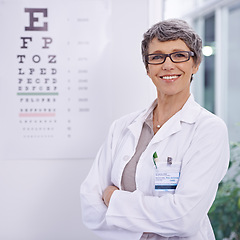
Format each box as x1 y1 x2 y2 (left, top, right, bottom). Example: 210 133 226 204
153 162 181 196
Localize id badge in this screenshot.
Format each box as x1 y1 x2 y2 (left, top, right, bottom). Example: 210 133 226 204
155 162 181 192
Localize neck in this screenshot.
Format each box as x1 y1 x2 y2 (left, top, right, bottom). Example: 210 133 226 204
154 92 190 129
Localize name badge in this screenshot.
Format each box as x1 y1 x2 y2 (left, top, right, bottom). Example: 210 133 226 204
155 162 181 192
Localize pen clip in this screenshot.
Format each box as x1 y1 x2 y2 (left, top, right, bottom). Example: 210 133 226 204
153 152 158 169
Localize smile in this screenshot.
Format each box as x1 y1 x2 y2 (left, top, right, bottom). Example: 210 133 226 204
160 75 181 81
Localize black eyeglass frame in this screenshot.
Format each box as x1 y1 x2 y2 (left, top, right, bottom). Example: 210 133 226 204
146 51 195 65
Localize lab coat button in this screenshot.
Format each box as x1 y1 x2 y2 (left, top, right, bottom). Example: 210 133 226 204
123 155 129 161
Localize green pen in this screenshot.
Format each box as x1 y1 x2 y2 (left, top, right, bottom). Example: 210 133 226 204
153 151 158 169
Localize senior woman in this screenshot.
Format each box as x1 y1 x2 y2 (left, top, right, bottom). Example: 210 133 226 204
80 19 229 240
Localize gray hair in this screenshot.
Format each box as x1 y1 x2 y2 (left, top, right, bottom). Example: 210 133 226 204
141 19 202 70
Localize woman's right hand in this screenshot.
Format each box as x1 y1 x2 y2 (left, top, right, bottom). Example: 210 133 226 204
102 185 119 207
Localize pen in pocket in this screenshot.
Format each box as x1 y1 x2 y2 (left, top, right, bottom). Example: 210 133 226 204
153 151 158 169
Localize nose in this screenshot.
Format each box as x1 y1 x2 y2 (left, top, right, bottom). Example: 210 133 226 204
161 56 175 70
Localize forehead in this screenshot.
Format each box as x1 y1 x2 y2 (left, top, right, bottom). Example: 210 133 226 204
148 38 190 54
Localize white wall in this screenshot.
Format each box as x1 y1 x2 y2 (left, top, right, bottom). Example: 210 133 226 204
0 1 154 240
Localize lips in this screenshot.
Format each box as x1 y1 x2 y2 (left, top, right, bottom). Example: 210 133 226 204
160 74 181 82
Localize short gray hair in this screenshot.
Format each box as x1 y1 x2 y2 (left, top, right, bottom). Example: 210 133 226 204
141 19 202 70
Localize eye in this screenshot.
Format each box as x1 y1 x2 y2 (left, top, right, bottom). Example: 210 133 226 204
149 54 164 61
172 52 188 59
174 53 187 58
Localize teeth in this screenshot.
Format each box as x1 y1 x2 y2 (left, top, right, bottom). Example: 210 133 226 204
162 75 178 80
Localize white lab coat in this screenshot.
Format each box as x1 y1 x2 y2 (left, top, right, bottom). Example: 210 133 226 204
80 95 229 240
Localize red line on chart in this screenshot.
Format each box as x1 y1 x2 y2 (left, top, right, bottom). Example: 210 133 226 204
19 113 56 117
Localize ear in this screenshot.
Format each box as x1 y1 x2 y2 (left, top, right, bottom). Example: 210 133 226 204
192 63 200 74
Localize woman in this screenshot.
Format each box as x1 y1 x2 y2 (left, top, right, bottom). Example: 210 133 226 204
80 19 229 240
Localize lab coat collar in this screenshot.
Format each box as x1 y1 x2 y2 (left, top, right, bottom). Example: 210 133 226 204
179 94 202 123
127 99 157 140
127 94 202 142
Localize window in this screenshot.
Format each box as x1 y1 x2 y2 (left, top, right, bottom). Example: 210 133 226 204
162 0 240 141
227 3 240 141
203 14 215 113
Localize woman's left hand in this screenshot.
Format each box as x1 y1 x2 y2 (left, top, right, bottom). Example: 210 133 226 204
102 185 119 207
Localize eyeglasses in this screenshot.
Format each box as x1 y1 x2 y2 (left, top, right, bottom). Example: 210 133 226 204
146 51 194 65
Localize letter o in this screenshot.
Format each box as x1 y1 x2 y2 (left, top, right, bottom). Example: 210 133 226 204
32 55 41 63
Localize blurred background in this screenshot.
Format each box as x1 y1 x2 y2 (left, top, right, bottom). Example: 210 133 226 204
0 0 239 239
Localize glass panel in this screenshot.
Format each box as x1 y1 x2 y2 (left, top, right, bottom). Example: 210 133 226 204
227 4 240 141
204 14 215 113
164 0 199 19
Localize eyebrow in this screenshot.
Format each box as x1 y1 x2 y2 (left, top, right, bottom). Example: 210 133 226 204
150 49 187 54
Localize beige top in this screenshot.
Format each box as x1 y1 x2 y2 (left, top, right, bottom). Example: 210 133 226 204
121 111 163 240
121 112 154 192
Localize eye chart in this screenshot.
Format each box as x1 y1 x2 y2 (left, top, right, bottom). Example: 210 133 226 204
0 0 112 159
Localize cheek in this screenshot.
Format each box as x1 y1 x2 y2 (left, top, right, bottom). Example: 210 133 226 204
147 71 158 87
147 66 158 78
147 69 153 79
147 71 158 84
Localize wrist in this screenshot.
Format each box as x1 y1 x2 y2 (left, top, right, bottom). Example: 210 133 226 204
103 186 119 207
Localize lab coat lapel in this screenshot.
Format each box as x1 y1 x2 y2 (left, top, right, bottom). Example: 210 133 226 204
127 120 144 143
151 112 182 143
127 100 157 145
151 94 201 144
127 108 182 145
127 94 201 145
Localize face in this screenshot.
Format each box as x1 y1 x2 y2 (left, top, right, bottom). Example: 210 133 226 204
147 38 199 99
